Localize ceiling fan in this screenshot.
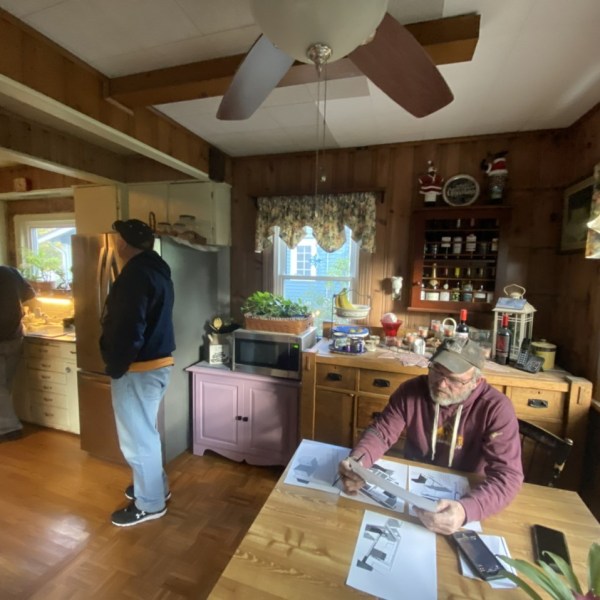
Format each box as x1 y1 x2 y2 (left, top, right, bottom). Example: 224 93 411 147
217 0 454 121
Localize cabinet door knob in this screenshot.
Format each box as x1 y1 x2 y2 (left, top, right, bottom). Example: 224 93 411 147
326 373 342 381
527 399 549 409
242 416 249 422
373 378 390 388
235 415 242 420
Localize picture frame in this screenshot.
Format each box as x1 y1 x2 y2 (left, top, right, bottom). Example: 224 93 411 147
561 174 594 252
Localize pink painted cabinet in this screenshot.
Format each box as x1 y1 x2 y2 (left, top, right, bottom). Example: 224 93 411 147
187 364 300 466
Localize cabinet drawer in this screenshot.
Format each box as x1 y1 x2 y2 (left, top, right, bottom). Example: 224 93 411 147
31 402 69 429
359 370 411 396
26 340 76 360
29 388 68 409
26 357 72 375
509 388 565 421
28 368 67 386
316 364 357 391
356 396 389 429
29 376 68 395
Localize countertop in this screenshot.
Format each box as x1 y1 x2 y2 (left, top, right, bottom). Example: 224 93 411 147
309 338 583 387
25 326 76 342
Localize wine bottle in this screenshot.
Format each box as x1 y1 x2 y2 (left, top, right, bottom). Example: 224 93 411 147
495 314 511 365
455 309 469 339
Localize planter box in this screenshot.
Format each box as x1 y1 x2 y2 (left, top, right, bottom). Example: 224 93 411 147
244 315 313 334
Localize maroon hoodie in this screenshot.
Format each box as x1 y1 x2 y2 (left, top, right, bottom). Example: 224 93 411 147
354 375 523 523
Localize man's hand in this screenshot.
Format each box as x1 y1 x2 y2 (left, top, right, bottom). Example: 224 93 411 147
338 457 366 494
415 499 466 534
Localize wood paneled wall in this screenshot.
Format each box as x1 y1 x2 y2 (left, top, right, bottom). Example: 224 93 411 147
231 103 600 393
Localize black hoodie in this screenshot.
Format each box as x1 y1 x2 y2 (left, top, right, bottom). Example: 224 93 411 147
100 250 175 379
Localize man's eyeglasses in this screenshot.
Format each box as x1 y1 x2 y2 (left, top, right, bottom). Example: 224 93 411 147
428 362 474 388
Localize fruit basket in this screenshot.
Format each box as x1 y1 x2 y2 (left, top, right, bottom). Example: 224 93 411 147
335 305 371 319
333 288 371 320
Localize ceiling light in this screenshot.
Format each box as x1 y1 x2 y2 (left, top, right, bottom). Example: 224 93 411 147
249 0 388 64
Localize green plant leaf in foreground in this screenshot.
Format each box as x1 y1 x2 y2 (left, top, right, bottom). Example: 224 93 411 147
589 543 600 596
499 556 572 600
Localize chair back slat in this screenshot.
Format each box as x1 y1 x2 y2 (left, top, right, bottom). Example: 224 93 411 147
518 419 573 487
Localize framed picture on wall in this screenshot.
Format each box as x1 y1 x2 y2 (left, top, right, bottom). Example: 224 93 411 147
561 174 594 252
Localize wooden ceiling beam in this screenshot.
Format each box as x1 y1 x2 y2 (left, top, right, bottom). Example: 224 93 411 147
108 14 480 108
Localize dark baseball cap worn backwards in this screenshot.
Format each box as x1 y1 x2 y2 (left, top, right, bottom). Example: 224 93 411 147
431 337 485 373
113 219 154 250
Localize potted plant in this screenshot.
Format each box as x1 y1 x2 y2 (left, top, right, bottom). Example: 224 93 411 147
241 291 312 333
20 247 67 292
500 543 600 599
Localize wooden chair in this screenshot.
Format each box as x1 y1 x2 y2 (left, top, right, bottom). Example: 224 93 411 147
518 419 573 487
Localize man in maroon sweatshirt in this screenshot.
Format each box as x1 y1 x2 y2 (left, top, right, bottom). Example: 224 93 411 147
339 337 523 534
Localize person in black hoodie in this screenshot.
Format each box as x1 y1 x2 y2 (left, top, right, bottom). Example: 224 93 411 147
100 219 175 527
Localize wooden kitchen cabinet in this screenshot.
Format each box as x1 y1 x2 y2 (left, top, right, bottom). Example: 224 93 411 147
409 206 510 312
301 339 593 490
187 364 300 466
15 337 79 434
74 184 125 234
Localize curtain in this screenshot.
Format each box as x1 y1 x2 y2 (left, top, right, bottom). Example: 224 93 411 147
255 192 377 253
585 163 600 259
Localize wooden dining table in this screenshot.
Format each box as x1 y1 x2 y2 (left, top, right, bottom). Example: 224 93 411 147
208 455 600 599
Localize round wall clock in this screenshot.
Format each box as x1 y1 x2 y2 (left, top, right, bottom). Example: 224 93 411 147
442 175 480 207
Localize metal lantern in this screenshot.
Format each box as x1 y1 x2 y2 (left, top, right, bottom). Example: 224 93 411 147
492 285 536 362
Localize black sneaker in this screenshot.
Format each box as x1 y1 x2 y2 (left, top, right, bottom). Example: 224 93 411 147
111 501 167 527
0 429 23 443
124 484 172 502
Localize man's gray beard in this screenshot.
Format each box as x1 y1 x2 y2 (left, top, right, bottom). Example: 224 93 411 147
428 382 473 407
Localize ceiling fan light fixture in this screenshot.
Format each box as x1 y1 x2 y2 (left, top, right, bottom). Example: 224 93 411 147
249 0 388 64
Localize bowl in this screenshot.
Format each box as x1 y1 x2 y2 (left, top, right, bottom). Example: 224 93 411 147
335 305 371 319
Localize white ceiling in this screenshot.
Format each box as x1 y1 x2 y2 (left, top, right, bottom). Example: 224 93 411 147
0 0 599 159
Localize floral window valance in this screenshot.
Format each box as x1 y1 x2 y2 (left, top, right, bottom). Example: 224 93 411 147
255 192 377 253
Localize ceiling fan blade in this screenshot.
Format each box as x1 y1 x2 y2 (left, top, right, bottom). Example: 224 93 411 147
217 35 294 120
349 13 454 118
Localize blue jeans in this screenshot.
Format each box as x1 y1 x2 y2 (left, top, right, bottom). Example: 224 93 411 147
111 367 172 512
0 338 24 435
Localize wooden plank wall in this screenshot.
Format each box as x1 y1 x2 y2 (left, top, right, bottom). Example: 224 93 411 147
231 103 600 394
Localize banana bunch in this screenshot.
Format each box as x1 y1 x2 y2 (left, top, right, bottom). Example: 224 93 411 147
335 288 356 310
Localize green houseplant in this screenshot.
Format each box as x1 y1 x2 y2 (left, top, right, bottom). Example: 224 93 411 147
241 291 310 319
20 247 67 290
499 543 600 600
241 291 312 334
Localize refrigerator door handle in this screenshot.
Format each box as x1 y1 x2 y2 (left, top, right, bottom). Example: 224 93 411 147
98 242 110 310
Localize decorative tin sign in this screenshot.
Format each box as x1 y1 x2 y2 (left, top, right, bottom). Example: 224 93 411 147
442 174 480 207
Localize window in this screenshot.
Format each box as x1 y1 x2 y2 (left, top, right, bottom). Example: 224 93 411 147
273 225 359 333
14 213 76 288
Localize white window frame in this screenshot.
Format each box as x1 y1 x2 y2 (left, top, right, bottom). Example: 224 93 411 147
14 212 76 270
272 225 359 296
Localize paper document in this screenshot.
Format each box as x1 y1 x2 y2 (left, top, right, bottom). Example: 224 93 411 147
348 459 438 512
347 510 437 600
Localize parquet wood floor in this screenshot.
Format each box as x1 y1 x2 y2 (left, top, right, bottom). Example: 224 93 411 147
0 424 281 599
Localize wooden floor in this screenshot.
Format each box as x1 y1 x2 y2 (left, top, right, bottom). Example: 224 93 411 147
0 425 282 600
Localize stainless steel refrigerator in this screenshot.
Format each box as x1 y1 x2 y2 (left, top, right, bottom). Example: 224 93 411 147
72 233 229 463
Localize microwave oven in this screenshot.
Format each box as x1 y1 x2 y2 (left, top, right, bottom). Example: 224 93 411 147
232 327 317 380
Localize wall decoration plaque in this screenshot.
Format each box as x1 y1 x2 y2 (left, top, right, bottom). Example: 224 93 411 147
442 174 480 207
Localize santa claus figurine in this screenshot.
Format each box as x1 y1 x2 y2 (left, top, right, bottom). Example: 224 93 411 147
418 161 444 206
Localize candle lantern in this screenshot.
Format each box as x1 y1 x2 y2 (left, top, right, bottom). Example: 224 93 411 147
492 285 536 362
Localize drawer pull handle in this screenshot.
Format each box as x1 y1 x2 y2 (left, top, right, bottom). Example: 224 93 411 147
235 415 242 421
41 363 51 368
373 379 390 388
242 416 249 422
527 399 549 409
44 397 53 402
326 373 342 381
41 375 51 380
371 411 383 419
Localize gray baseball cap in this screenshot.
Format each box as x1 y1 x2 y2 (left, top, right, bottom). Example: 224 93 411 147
431 337 485 373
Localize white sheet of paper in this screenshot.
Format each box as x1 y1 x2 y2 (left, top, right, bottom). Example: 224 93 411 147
284 439 350 493
407 465 482 531
348 460 438 512
347 510 437 600
341 459 408 513
458 534 517 589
